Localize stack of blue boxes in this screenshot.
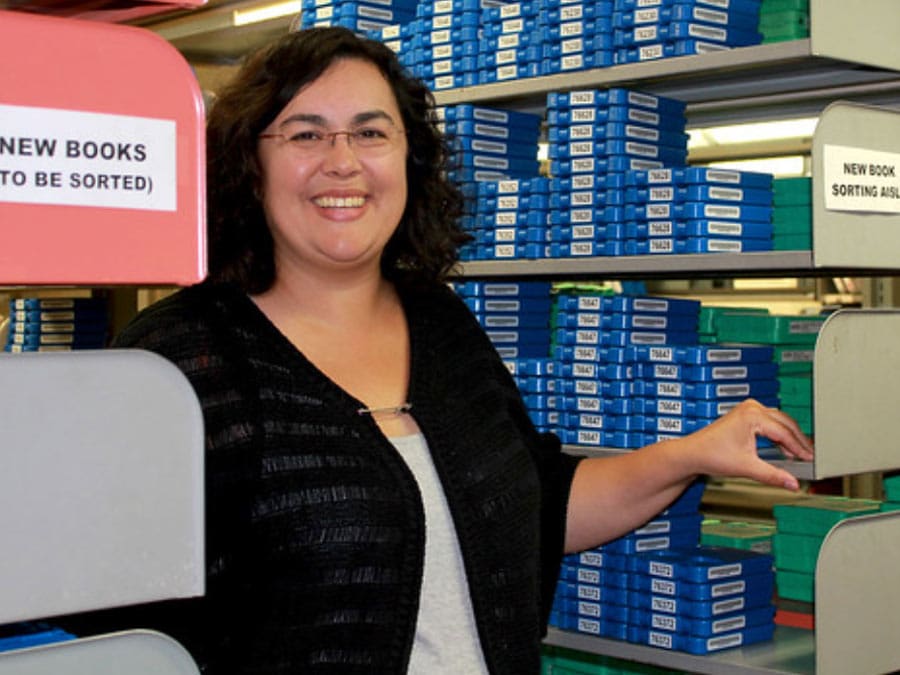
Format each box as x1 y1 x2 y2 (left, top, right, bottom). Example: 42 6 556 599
297 0 418 34
439 104 543 185
506 356 559 433
398 0 486 90
364 0 764 89
454 285 785 450
546 87 688 259
4 296 108 352
624 545 777 654
631 342 780 446
552 291 701 449
478 0 543 83
453 280 558 430
551 481 779 655
623 167 775 255
437 104 544 262
538 0 615 77
453 279 553 358
550 480 705 639
612 0 764 65
463 177 552 261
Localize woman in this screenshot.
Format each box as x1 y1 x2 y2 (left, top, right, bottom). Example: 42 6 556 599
102 26 812 674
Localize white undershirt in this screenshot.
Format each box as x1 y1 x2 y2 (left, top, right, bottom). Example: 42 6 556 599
389 433 490 675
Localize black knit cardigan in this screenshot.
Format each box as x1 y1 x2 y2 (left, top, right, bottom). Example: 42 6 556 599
88 280 579 674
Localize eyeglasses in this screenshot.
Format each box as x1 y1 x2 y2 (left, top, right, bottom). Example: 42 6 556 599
258 125 405 158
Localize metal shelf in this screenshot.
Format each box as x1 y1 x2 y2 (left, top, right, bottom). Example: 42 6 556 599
456 252 815 280
545 625 815 675
434 1 900 122
443 4 900 672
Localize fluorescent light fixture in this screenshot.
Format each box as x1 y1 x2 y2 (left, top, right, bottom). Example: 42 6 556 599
704 155 808 177
689 117 819 149
233 0 302 26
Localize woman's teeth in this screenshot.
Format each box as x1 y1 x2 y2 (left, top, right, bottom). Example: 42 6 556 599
315 195 365 208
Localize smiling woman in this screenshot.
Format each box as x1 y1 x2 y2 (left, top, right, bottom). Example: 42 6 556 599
64 24 813 675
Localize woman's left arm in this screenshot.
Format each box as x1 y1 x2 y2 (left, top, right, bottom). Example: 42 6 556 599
564 398 815 553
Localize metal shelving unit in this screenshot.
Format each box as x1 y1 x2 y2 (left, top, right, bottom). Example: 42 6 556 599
442 2 900 672
0 6 207 672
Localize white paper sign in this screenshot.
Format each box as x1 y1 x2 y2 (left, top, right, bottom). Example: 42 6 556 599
0 103 177 211
823 144 900 214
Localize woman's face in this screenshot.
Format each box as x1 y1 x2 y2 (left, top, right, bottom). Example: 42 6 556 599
256 57 408 279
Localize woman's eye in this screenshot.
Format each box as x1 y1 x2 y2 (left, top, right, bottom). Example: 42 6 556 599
357 127 388 139
290 130 323 143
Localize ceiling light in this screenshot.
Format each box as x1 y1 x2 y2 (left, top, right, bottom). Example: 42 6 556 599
689 117 819 149
233 0 302 26
704 155 808 177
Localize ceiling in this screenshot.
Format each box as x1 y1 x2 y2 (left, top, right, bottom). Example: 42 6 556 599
130 0 297 64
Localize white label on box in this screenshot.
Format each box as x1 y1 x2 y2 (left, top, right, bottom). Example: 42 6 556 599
707 220 742 236
577 618 600 634
708 633 743 650
650 595 678 614
649 346 673 361
561 20 584 37
561 56 584 71
652 614 677 631
658 382 682 397
577 568 600 583
654 364 678 378
712 366 748 379
578 585 600 600
713 616 746 633
572 108 596 123
709 186 743 201
500 2 522 18
579 551 602 566
710 580 747 600
717 384 750 397
649 631 673 649
824 144 900 213
651 578 675 594
635 8 660 24
635 315 667 329
572 225 597 239
630 109 660 126
707 349 741 362
708 562 742 579
0 103 176 211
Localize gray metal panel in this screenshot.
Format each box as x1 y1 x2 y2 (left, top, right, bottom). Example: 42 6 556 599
816 511 900 674
811 0 900 73
0 630 199 674
813 309 900 477
0 350 204 623
812 102 900 269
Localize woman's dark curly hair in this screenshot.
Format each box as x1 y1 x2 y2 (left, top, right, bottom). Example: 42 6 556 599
206 26 469 293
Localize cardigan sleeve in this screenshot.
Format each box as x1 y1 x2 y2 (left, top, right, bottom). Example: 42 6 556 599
498 362 581 630
425 283 582 631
